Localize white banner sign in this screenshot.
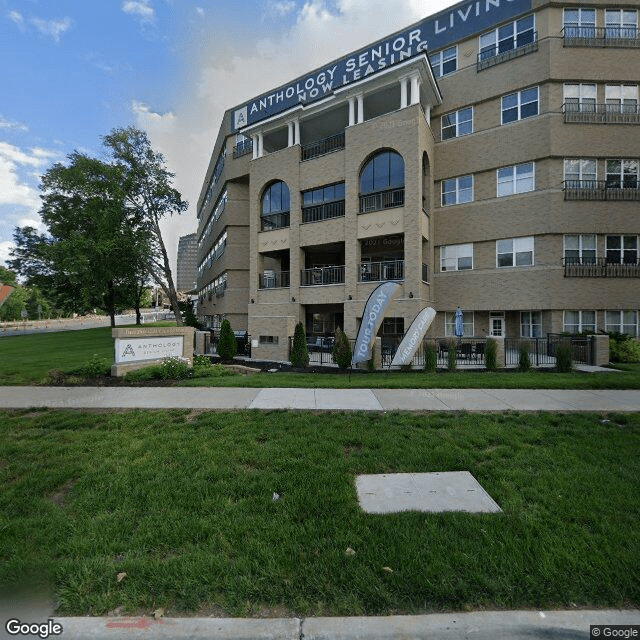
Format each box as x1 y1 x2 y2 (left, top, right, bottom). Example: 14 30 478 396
390 307 436 367
115 336 184 363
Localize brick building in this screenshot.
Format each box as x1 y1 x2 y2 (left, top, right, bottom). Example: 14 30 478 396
196 0 640 360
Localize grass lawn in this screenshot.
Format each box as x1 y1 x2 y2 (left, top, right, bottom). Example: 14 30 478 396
1 326 640 388
1 409 638 617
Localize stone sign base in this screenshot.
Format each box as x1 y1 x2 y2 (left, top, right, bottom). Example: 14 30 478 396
111 326 196 377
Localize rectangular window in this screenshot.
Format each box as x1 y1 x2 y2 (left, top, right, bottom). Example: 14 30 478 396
606 235 639 264
429 46 457 78
445 311 474 337
441 244 473 272
521 311 542 338
497 237 534 267
497 162 535 197
563 83 597 112
605 9 638 39
479 14 535 60
605 85 639 114
606 159 640 188
564 159 597 186
605 310 638 336
441 175 473 205
563 310 596 333
382 317 404 335
259 335 279 345
564 235 596 263
502 87 539 124
563 8 596 38
441 107 473 140
302 182 345 206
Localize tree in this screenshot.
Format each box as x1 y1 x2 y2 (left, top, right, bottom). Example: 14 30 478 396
217 318 237 360
332 327 352 370
290 322 309 367
102 127 187 326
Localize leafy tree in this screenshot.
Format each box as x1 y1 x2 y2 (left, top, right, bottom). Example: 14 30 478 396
217 318 237 360
0 266 18 287
332 327 352 370
290 322 309 367
102 127 187 326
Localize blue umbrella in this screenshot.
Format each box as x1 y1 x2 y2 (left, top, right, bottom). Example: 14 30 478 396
454 307 464 338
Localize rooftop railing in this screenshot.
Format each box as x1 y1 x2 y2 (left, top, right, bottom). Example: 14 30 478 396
563 180 640 201
477 34 538 71
301 132 345 161
302 200 345 223
563 102 640 124
301 265 345 286
359 187 405 213
232 139 253 158
563 257 640 278
562 26 640 48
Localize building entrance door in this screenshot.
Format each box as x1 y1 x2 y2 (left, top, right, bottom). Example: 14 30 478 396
490 313 504 337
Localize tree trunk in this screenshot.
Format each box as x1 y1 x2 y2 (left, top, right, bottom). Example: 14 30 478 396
106 280 116 328
153 219 183 326
135 280 143 325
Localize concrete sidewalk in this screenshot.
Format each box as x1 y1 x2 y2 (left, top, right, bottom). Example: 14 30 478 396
6 609 638 639
1 385 640 411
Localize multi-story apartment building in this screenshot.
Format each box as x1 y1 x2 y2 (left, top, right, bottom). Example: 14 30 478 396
196 0 640 362
176 233 198 292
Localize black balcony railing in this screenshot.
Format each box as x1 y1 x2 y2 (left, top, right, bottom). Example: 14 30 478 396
563 257 640 277
232 139 253 158
260 211 290 231
563 102 640 124
562 26 640 48
477 34 538 71
215 282 227 297
359 187 405 213
563 180 640 201
302 200 345 223
301 265 345 286
301 132 345 161
359 260 404 282
259 271 290 289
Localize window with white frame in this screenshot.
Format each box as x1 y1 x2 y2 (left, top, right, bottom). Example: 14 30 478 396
605 310 638 336
497 237 534 267
563 83 596 112
497 162 535 196
605 85 639 114
563 8 596 38
521 311 542 337
441 175 473 205
564 235 596 264
606 235 639 264
563 310 596 333
445 311 474 337
441 107 473 140
605 9 638 39
479 14 535 61
606 159 640 189
429 46 457 78
440 244 473 272
564 159 597 187
502 87 539 124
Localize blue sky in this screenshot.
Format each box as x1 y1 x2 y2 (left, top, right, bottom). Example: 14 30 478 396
1 0 456 274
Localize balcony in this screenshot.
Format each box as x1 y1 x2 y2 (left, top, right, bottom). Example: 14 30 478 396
563 180 640 201
563 103 640 124
261 211 290 231
301 132 345 162
301 265 345 286
215 282 227 297
563 257 640 278
232 139 253 158
302 200 345 223
562 26 640 48
359 187 405 213
477 34 538 71
359 260 404 282
259 270 290 289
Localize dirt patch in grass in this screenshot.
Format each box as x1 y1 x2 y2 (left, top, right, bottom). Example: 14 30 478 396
48 479 77 508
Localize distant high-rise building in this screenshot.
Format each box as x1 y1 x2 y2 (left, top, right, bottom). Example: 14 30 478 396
176 233 198 292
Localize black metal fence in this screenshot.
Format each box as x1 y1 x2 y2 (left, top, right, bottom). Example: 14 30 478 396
301 132 345 161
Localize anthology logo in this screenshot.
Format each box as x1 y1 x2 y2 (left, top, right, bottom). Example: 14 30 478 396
121 344 136 358
5 618 63 639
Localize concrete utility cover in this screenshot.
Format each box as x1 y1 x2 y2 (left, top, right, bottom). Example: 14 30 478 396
355 472 502 514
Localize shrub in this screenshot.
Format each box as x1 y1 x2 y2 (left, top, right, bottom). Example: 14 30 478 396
485 338 497 371
193 355 213 368
79 353 111 378
609 334 640 363
193 363 239 378
41 368 67 385
123 365 163 382
332 327 352 370
290 322 309 368
556 344 573 372
217 319 237 361
366 345 376 372
424 343 437 373
518 343 531 372
160 357 191 380
447 340 457 370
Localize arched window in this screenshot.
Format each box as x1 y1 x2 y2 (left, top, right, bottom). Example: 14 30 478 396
359 150 405 212
261 180 290 230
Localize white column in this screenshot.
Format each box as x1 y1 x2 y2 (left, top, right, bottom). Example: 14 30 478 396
348 97 355 126
287 122 294 147
400 78 408 109
424 105 431 125
252 134 259 159
357 94 364 124
257 133 264 158
410 75 420 105
294 119 300 145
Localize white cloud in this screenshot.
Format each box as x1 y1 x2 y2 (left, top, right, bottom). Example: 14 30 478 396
131 101 176 128
122 0 155 23
7 10 25 29
196 7 205 16
0 240 15 265
0 115 28 132
266 1 296 17
31 17 73 42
